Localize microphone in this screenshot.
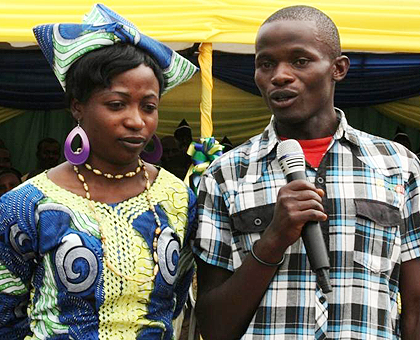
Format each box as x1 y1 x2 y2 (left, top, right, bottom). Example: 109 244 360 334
278 139 332 294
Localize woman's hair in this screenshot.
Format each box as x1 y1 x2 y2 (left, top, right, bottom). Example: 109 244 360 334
65 43 166 106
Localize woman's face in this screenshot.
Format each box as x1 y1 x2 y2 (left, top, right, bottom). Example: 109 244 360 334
73 64 160 168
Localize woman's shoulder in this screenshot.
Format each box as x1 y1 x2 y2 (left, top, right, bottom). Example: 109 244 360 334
0 179 46 223
155 167 189 189
152 167 195 203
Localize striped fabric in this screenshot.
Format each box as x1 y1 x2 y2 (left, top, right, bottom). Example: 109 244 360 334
32 3 198 92
193 109 420 339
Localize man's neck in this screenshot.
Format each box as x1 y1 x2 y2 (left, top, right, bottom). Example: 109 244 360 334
274 110 339 140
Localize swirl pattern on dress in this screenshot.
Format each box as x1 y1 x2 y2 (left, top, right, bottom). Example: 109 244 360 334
9 224 36 261
157 227 180 285
54 233 99 293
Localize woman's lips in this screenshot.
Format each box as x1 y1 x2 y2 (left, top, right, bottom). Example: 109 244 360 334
119 137 146 149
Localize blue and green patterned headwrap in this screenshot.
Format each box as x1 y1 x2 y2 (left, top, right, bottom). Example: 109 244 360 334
33 3 198 93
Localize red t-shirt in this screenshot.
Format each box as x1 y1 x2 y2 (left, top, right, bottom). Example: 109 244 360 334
280 136 333 168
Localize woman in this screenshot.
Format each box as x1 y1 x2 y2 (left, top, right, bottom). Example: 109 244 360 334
0 4 198 340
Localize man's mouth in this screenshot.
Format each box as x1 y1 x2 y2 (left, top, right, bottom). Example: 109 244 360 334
270 90 298 102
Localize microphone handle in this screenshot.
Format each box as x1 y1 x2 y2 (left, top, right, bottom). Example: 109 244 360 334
316 268 332 294
301 221 330 270
285 171 332 293
301 221 332 294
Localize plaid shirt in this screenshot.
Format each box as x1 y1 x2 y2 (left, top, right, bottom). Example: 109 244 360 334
193 110 420 339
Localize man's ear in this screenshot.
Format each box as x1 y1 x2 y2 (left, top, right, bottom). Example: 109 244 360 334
332 55 350 82
70 98 83 122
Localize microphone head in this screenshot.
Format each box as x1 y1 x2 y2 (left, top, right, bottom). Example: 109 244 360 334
278 139 305 177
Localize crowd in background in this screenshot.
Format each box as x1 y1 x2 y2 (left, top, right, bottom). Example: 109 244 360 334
0 118 235 198
0 125 415 199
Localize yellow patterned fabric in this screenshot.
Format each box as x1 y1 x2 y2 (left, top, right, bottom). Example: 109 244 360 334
0 167 196 339
3 0 420 53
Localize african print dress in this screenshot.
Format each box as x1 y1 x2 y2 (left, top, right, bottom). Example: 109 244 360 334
0 168 196 340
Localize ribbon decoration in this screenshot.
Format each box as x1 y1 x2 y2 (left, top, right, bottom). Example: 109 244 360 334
184 137 224 194
183 42 222 193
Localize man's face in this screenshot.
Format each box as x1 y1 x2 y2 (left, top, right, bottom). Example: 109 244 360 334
161 137 181 164
0 149 11 169
254 20 339 134
0 173 20 196
38 142 60 169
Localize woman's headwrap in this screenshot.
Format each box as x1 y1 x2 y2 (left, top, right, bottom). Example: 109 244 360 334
32 3 198 93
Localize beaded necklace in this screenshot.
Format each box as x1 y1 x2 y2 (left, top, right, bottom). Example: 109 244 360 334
73 158 161 284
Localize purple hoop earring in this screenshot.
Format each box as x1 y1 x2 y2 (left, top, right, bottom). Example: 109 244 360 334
140 135 163 164
64 124 90 165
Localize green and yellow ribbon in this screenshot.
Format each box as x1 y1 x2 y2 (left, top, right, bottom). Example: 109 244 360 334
184 137 224 194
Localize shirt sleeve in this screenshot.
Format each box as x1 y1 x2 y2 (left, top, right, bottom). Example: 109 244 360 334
400 155 420 262
192 171 234 272
0 186 42 339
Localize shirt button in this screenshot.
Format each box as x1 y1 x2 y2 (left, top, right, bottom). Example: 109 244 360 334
316 177 324 184
319 296 326 303
254 218 262 226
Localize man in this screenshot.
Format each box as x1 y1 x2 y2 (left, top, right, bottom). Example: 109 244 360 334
0 147 11 170
192 5 420 340
174 119 193 178
160 135 187 179
393 132 412 152
0 167 22 197
174 118 193 152
24 137 61 180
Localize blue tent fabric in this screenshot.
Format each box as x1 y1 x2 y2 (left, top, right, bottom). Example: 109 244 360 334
212 52 420 107
0 50 64 109
1 50 420 110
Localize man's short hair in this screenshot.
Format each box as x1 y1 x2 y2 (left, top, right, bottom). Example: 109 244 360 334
262 5 341 59
37 137 60 153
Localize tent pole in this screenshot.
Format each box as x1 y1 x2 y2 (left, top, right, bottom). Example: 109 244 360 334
198 42 213 138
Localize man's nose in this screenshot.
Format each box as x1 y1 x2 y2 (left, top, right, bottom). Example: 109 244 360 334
271 63 294 85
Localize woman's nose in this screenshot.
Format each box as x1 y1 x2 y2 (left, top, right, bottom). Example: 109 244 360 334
124 108 146 130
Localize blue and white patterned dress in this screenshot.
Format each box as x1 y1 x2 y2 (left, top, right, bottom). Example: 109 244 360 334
0 168 196 340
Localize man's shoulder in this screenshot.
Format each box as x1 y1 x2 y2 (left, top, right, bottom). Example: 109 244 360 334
207 132 266 172
348 125 408 153
344 124 419 174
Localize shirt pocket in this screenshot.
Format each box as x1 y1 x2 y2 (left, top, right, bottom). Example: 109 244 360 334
353 198 401 273
231 203 275 234
230 204 275 266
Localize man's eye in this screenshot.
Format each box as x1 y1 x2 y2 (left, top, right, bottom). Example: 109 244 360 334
261 61 273 69
294 59 310 66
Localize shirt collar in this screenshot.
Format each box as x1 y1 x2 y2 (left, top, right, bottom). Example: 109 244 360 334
254 115 279 162
256 108 361 163
333 108 362 147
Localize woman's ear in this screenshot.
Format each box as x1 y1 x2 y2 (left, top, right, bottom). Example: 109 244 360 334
70 98 83 122
332 55 350 82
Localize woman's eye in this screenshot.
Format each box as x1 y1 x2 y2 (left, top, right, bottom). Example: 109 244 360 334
107 102 125 110
144 104 157 112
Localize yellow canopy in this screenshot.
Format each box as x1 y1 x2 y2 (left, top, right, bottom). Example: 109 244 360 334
1 0 420 53
1 0 420 148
